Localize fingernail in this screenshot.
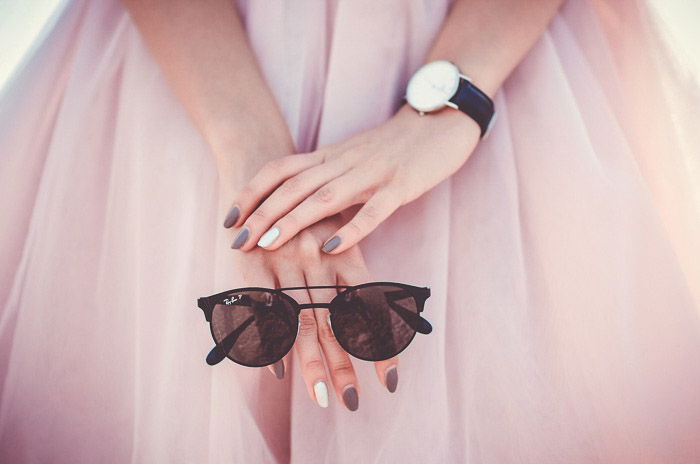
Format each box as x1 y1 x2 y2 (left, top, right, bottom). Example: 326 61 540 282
313 380 329 408
385 365 398 393
272 360 284 379
231 227 249 249
257 226 280 248
223 205 240 228
342 385 359 411
321 235 341 253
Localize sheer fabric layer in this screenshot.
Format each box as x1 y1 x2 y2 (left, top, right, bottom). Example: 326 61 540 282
1 0 699 463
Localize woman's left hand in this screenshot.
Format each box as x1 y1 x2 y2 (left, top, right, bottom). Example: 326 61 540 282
224 103 482 254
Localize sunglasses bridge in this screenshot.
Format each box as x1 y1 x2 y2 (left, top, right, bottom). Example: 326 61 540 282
296 303 332 310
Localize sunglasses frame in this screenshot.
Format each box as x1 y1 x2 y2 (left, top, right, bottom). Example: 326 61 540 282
197 281 432 367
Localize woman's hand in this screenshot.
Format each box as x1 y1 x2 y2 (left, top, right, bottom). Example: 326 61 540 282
230 212 400 411
223 103 481 254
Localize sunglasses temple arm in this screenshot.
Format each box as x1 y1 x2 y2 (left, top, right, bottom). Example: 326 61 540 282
386 298 433 334
205 315 256 365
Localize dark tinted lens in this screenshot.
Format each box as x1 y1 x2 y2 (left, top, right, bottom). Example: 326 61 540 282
211 290 297 367
330 285 419 361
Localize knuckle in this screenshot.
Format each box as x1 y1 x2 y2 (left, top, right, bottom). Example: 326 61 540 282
296 232 322 257
318 149 331 163
385 164 401 183
280 175 302 195
249 207 268 223
330 360 355 378
358 203 379 221
274 244 297 260
355 185 376 204
303 358 326 375
297 310 318 337
313 185 336 204
318 323 337 343
345 220 363 238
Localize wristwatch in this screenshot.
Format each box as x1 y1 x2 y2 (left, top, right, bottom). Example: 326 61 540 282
405 60 497 138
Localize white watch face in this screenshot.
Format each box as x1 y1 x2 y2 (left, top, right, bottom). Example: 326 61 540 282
406 60 460 112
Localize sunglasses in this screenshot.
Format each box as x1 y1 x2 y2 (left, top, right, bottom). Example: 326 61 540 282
196 282 433 367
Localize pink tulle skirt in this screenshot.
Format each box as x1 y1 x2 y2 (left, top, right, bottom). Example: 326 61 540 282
2 0 700 462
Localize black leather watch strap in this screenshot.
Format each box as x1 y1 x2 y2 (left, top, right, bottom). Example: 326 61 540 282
448 78 495 138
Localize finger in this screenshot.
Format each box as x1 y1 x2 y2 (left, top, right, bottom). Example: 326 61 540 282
265 270 288 381
258 173 375 252
235 160 347 252
235 259 287 380
223 152 323 229
374 357 399 393
321 186 402 254
305 268 360 412
276 273 330 409
266 358 286 380
334 248 400 391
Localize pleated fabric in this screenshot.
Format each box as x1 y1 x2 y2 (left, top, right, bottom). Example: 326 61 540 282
1 0 699 463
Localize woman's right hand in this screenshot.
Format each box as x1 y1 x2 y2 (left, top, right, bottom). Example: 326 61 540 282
227 212 400 411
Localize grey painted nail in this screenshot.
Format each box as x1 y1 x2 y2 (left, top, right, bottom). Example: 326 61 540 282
272 360 284 379
321 235 341 253
223 205 240 228
231 227 249 249
385 366 398 393
343 385 359 411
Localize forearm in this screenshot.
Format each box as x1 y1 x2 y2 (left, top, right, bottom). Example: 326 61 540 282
426 0 565 98
121 0 295 182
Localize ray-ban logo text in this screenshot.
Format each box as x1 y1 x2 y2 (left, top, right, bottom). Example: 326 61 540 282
223 295 243 305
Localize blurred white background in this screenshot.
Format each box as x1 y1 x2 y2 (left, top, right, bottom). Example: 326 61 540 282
0 0 699 91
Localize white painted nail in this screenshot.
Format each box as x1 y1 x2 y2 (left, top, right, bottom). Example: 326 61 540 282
257 226 280 247
313 380 329 408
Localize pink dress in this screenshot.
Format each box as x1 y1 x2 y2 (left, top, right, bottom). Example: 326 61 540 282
2 0 700 462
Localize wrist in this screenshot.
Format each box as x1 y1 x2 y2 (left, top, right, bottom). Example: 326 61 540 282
209 116 296 185
394 102 481 150
209 114 295 160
